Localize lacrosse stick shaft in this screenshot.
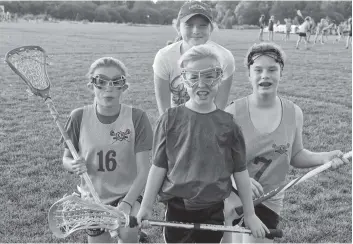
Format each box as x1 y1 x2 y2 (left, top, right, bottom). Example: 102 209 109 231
45 99 101 203
280 151 352 193
144 219 283 238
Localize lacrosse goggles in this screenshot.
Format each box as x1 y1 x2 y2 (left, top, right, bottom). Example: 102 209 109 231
91 74 126 89
181 67 223 88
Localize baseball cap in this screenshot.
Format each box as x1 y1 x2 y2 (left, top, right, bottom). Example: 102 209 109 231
177 1 213 23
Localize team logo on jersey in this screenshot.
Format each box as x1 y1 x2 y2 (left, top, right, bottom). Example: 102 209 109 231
110 129 131 144
272 143 290 155
170 75 190 106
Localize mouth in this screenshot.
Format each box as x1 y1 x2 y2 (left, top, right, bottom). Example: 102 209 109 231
196 91 209 98
259 82 273 88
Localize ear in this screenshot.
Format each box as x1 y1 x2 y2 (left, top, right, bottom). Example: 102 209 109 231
122 84 129 92
87 82 94 90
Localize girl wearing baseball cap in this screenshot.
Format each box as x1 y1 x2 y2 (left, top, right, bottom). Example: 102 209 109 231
153 1 235 115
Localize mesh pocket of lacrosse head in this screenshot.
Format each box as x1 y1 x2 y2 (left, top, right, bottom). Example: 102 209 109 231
48 195 124 238
5 46 50 93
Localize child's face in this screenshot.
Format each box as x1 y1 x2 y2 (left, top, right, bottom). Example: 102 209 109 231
249 55 281 96
91 66 127 109
179 15 212 47
182 57 221 106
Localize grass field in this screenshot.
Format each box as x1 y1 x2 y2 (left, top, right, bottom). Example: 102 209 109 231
0 20 351 243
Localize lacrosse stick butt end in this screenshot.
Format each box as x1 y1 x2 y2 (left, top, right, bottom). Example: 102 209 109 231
266 229 283 239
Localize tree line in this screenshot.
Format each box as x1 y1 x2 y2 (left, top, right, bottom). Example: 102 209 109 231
1 1 351 26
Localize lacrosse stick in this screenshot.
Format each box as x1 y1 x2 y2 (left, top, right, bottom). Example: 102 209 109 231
230 151 352 218
48 194 283 239
296 10 304 19
5 46 100 203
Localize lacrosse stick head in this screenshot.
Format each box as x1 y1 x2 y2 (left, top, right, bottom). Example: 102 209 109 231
5 46 51 99
48 194 132 238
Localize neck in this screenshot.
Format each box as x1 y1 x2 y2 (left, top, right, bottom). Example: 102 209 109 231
96 103 121 116
249 93 278 108
185 100 216 113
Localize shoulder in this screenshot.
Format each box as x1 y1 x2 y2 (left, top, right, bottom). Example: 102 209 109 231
131 107 146 120
281 98 303 124
156 41 181 57
70 107 84 122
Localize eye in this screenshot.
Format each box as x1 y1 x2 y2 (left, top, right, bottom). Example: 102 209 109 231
96 78 107 86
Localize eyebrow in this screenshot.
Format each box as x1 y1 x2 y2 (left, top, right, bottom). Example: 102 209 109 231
253 65 279 69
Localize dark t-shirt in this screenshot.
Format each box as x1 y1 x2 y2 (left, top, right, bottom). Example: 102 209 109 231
153 105 246 210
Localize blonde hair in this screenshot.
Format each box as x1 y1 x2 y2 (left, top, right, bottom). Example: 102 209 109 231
86 57 128 79
178 44 221 68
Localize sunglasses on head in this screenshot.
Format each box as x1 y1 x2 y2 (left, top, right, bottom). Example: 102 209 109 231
181 67 223 88
91 74 126 89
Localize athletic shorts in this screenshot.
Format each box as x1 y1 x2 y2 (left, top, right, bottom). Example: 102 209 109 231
299 32 307 37
86 195 143 237
232 203 279 240
269 27 274 31
164 197 224 243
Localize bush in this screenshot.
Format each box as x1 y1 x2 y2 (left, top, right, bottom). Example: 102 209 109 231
116 6 133 23
94 5 111 22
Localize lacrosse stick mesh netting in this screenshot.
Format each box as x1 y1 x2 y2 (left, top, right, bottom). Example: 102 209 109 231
7 47 49 90
48 195 128 238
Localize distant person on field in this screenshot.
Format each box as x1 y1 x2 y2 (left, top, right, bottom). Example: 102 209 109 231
296 16 311 49
283 18 292 41
259 14 266 41
334 21 344 43
314 18 326 44
156 1 235 115
62 57 153 243
268 15 275 41
137 44 269 243
346 17 352 49
222 42 350 244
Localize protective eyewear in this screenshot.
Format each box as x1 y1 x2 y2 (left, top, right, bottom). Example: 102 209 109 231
91 74 126 89
181 67 223 88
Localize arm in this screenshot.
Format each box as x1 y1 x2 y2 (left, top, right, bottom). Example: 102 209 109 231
121 151 151 208
154 74 171 116
215 74 233 110
62 109 86 175
290 105 349 168
139 165 167 212
233 170 256 217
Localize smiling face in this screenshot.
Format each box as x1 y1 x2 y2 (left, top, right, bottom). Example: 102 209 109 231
91 66 127 111
179 15 212 47
249 55 281 97
182 56 220 109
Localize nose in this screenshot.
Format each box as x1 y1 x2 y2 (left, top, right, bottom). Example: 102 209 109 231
261 70 269 79
192 25 200 34
197 81 207 88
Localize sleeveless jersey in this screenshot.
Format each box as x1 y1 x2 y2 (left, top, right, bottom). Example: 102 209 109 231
79 104 136 204
230 97 299 214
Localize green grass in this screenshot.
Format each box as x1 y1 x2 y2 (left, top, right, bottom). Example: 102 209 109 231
0 21 351 243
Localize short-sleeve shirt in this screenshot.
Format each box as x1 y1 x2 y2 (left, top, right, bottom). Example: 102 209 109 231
63 103 153 204
259 18 265 28
227 97 303 214
153 40 235 107
153 105 246 210
298 21 310 33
